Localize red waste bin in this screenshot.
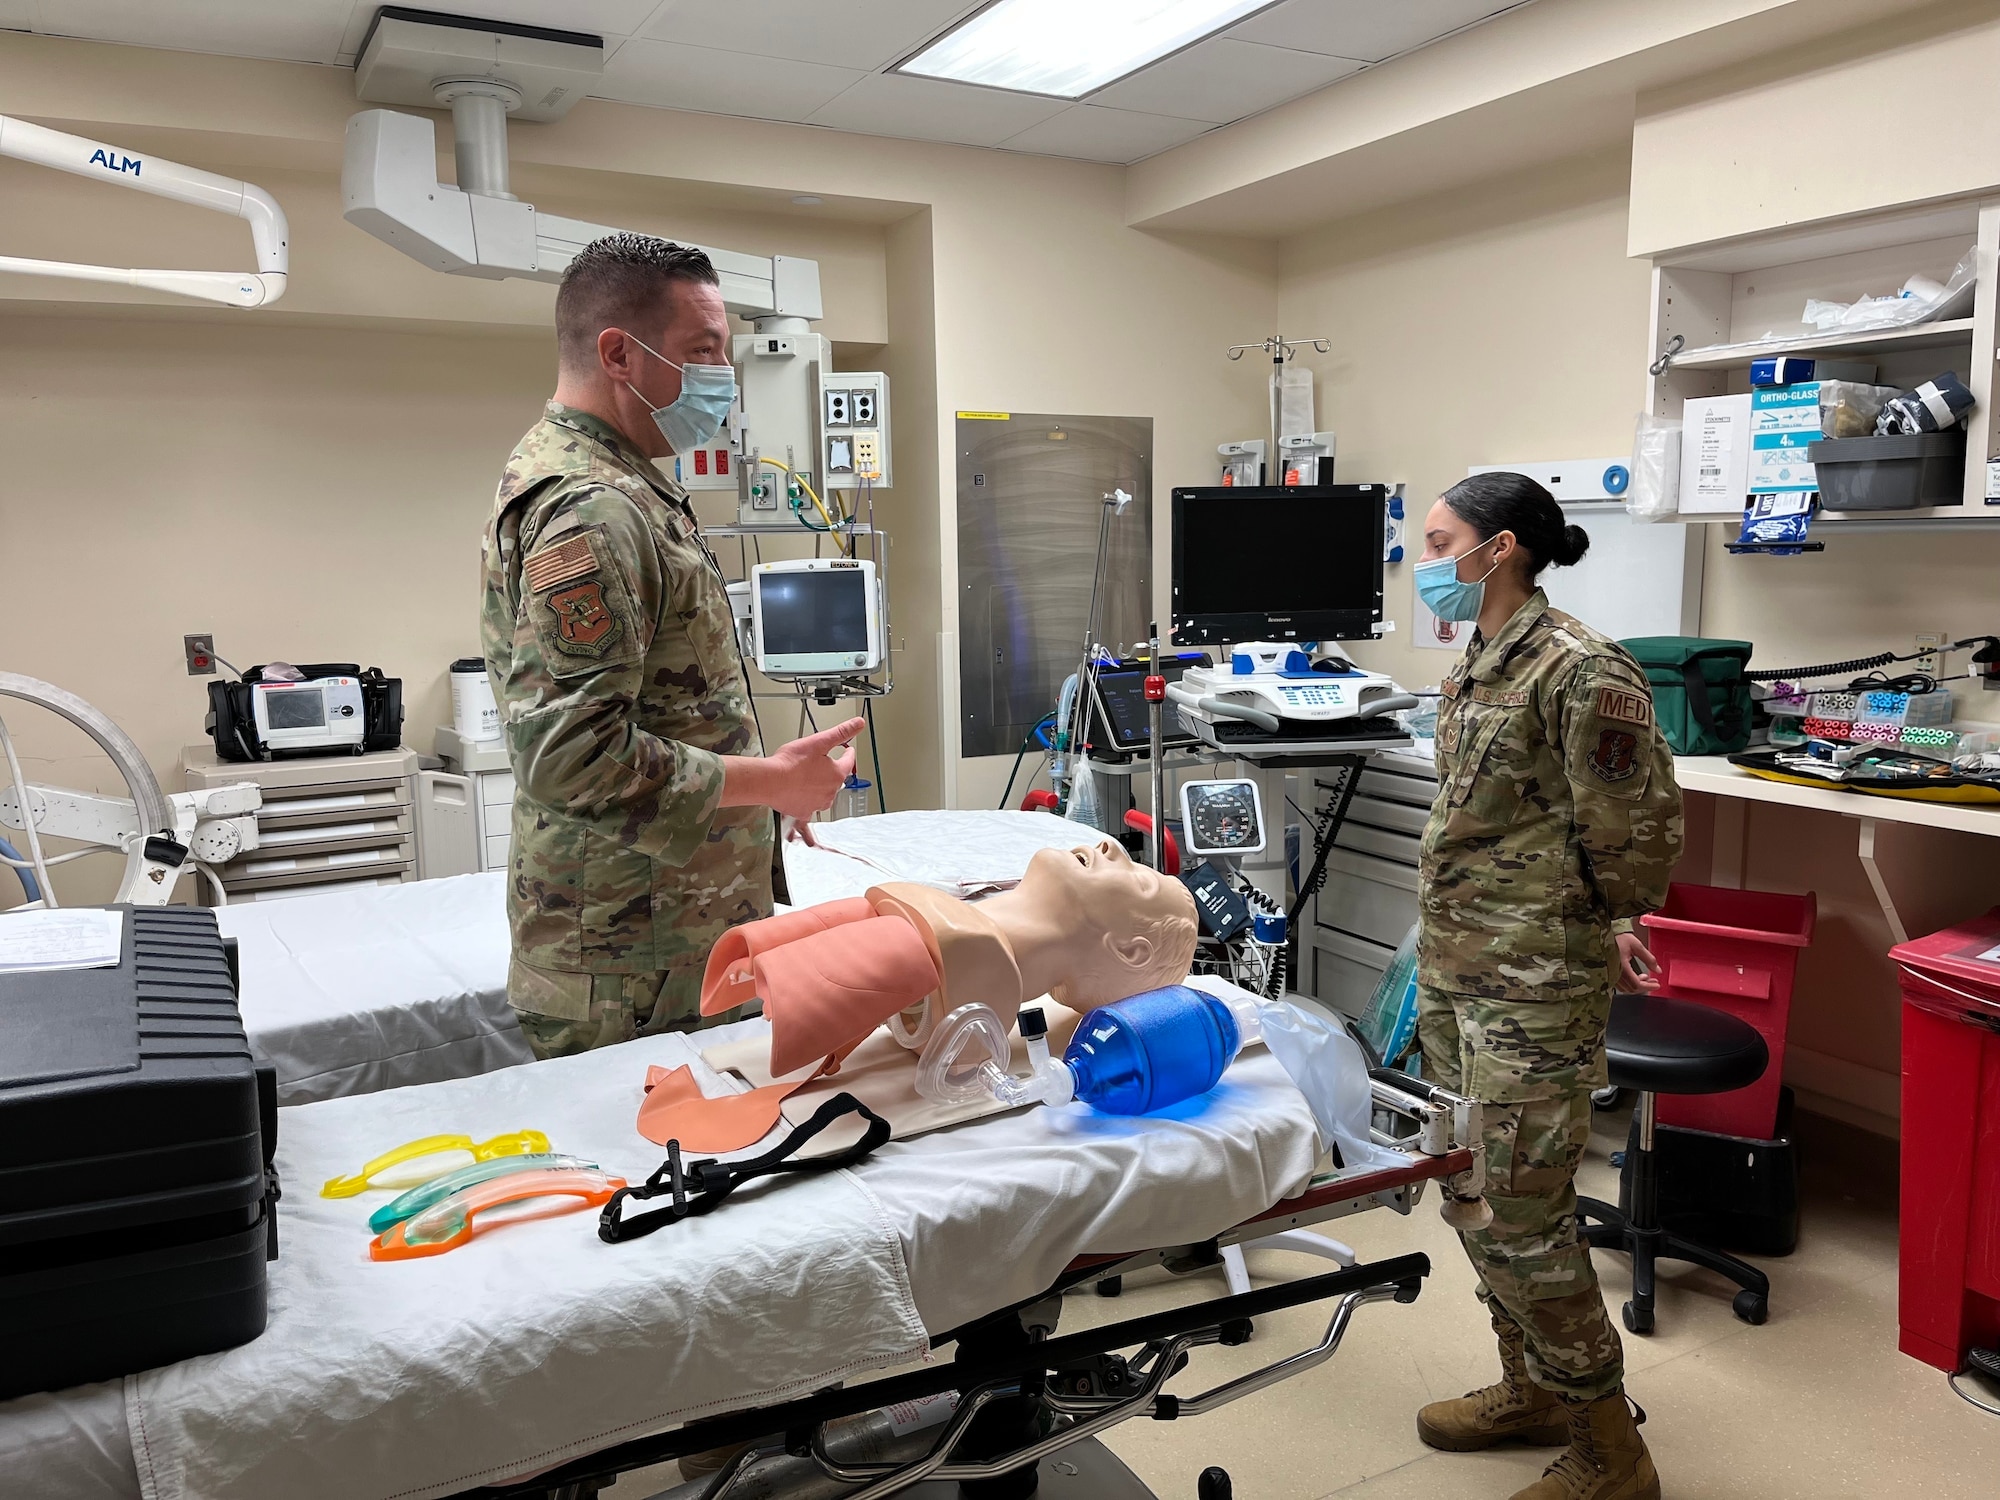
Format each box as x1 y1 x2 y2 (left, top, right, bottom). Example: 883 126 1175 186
1894 909 2000 1374
1640 883 1817 1139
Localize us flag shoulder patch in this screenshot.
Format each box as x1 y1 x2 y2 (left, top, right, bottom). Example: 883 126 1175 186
523 533 598 594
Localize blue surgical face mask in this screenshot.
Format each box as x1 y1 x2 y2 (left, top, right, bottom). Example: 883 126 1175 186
620 331 737 452
1414 535 1502 624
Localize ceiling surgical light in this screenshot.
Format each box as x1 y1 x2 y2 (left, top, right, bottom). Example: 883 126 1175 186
896 0 1279 99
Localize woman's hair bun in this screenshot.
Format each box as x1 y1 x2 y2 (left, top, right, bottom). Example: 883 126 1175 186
1555 523 1590 568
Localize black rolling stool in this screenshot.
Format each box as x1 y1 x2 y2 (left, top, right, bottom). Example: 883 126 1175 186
1578 992 1773 1334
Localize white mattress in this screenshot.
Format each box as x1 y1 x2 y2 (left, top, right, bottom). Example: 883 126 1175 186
0 1024 1320 1500
217 870 533 1104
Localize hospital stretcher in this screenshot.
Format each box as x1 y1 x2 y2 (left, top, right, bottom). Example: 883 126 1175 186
446 1073 1480 1500
0 1011 1475 1500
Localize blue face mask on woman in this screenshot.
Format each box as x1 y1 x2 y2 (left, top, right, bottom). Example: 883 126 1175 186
1413 534 1502 623
619 331 738 452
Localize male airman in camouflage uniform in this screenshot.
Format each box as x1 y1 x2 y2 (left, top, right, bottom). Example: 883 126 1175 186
1415 587 1680 1498
483 235 859 1058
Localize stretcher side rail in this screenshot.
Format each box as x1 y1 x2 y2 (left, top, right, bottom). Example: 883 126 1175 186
450 1252 1432 1499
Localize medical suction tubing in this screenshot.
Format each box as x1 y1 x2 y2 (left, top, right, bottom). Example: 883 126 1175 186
918 985 1263 1116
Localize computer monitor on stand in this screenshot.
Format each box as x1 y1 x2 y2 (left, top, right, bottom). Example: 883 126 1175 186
1167 484 1411 906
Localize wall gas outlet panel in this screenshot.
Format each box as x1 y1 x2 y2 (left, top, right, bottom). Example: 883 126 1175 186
816 369 891 491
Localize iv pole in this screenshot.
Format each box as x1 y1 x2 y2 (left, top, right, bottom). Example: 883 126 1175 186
1226 334 1330 485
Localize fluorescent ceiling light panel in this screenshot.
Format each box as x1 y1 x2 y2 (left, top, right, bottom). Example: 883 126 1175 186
898 0 1277 99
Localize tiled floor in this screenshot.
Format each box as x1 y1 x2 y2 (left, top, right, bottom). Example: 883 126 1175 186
1085 1107 2000 1499
611 1107 2000 1499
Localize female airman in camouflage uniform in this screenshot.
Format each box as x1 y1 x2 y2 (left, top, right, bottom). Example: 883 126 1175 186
1411 473 1681 1500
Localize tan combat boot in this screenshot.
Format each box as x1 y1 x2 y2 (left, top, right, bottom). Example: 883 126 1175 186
1416 1315 1568 1452
1509 1389 1660 1500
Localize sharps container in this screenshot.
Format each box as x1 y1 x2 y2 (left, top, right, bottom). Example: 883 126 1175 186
450 658 500 741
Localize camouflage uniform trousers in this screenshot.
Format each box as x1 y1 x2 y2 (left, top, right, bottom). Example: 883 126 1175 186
508 958 744 1060
1417 981 1625 1401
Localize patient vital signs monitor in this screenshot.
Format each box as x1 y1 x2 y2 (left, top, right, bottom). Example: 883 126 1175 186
751 558 883 678
1170 484 1388 645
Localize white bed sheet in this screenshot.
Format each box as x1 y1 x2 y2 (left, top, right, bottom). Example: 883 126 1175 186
218 870 534 1104
0 1027 1319 1500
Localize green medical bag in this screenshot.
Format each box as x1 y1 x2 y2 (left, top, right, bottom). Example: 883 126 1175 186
1620 637 1754 756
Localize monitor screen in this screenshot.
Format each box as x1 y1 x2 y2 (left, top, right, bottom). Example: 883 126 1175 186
758 569 871 658
1171 485 1385 644
263 687 326 729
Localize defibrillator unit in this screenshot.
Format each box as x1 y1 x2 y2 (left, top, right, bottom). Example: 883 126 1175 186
207 662 403 762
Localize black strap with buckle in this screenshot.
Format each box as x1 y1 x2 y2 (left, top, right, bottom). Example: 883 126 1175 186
598 1092 892 1243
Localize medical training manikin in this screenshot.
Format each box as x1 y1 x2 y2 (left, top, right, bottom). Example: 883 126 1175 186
638 839 1200 1149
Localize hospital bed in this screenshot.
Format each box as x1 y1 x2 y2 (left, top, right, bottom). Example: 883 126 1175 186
226 812 1107 1105
0 1011 1474 1500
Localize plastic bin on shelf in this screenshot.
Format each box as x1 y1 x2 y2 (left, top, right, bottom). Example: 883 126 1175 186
1639 882 1817 1139
1892 908 2000 1374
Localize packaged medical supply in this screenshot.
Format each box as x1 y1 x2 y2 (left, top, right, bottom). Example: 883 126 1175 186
1902 725 1959 752
1808 691 1859 721
1749 384 1823 495
1802 717 1855 742
322 1128 551 1198
1758 682 1811 715
1677 394 1752 515
1751 358 1875 389
1356 923 1420 1067
1877 371 1976 435
368 1153 602 1235
1730 492 1816 555
1628 411 1681 523
1815 381 1899 438
369 1167 625 1261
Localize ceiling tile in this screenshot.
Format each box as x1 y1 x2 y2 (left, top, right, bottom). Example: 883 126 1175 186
1228 0 1523 64
999 105 1210 165
596 38 866 124
644 0 977 72
335 2 663 64
1089 38 1361 125
807 72 1068 150
23 0 353 63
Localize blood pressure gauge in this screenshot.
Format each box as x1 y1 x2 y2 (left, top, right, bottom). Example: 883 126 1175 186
1179 778 1266 857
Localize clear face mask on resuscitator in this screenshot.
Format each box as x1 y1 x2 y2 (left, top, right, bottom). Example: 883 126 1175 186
1413 533 1504 624
617 330 738 452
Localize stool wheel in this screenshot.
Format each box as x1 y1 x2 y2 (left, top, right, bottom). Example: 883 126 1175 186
1732 1290 1769 1326
1095 1275 1123 1298
1622 1300 1654 1336
1591 1086 1622 1109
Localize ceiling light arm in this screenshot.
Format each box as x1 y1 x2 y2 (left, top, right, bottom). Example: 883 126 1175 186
341 107 823 321
0 114 288 308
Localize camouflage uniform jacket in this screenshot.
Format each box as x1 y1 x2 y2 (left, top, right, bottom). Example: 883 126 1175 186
480 402 772 978
1418 589 1681 1002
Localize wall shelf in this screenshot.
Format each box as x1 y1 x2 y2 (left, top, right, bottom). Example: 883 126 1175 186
1645 203 1999 526
1668 317 1976 371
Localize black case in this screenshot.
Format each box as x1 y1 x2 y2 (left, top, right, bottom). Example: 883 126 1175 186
205 662 404 763
0 907 279 1399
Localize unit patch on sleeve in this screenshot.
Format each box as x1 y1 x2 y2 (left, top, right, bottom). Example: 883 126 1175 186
1595 685 1652 728
523 532 599 594
546 581 619 654
1588 727 1640 782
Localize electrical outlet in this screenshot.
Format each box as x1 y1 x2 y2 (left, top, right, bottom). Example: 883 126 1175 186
852 389 876 425
1915 632 1945 676
823 389 850 426
184 634 217 675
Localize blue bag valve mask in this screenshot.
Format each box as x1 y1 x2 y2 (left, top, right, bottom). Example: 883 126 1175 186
618 329 738 452
1413 534 1501 623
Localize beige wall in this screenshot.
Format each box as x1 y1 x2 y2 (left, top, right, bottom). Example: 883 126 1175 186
0 32 1272 904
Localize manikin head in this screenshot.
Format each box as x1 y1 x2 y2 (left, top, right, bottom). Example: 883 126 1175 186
1004 838 1199 1008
